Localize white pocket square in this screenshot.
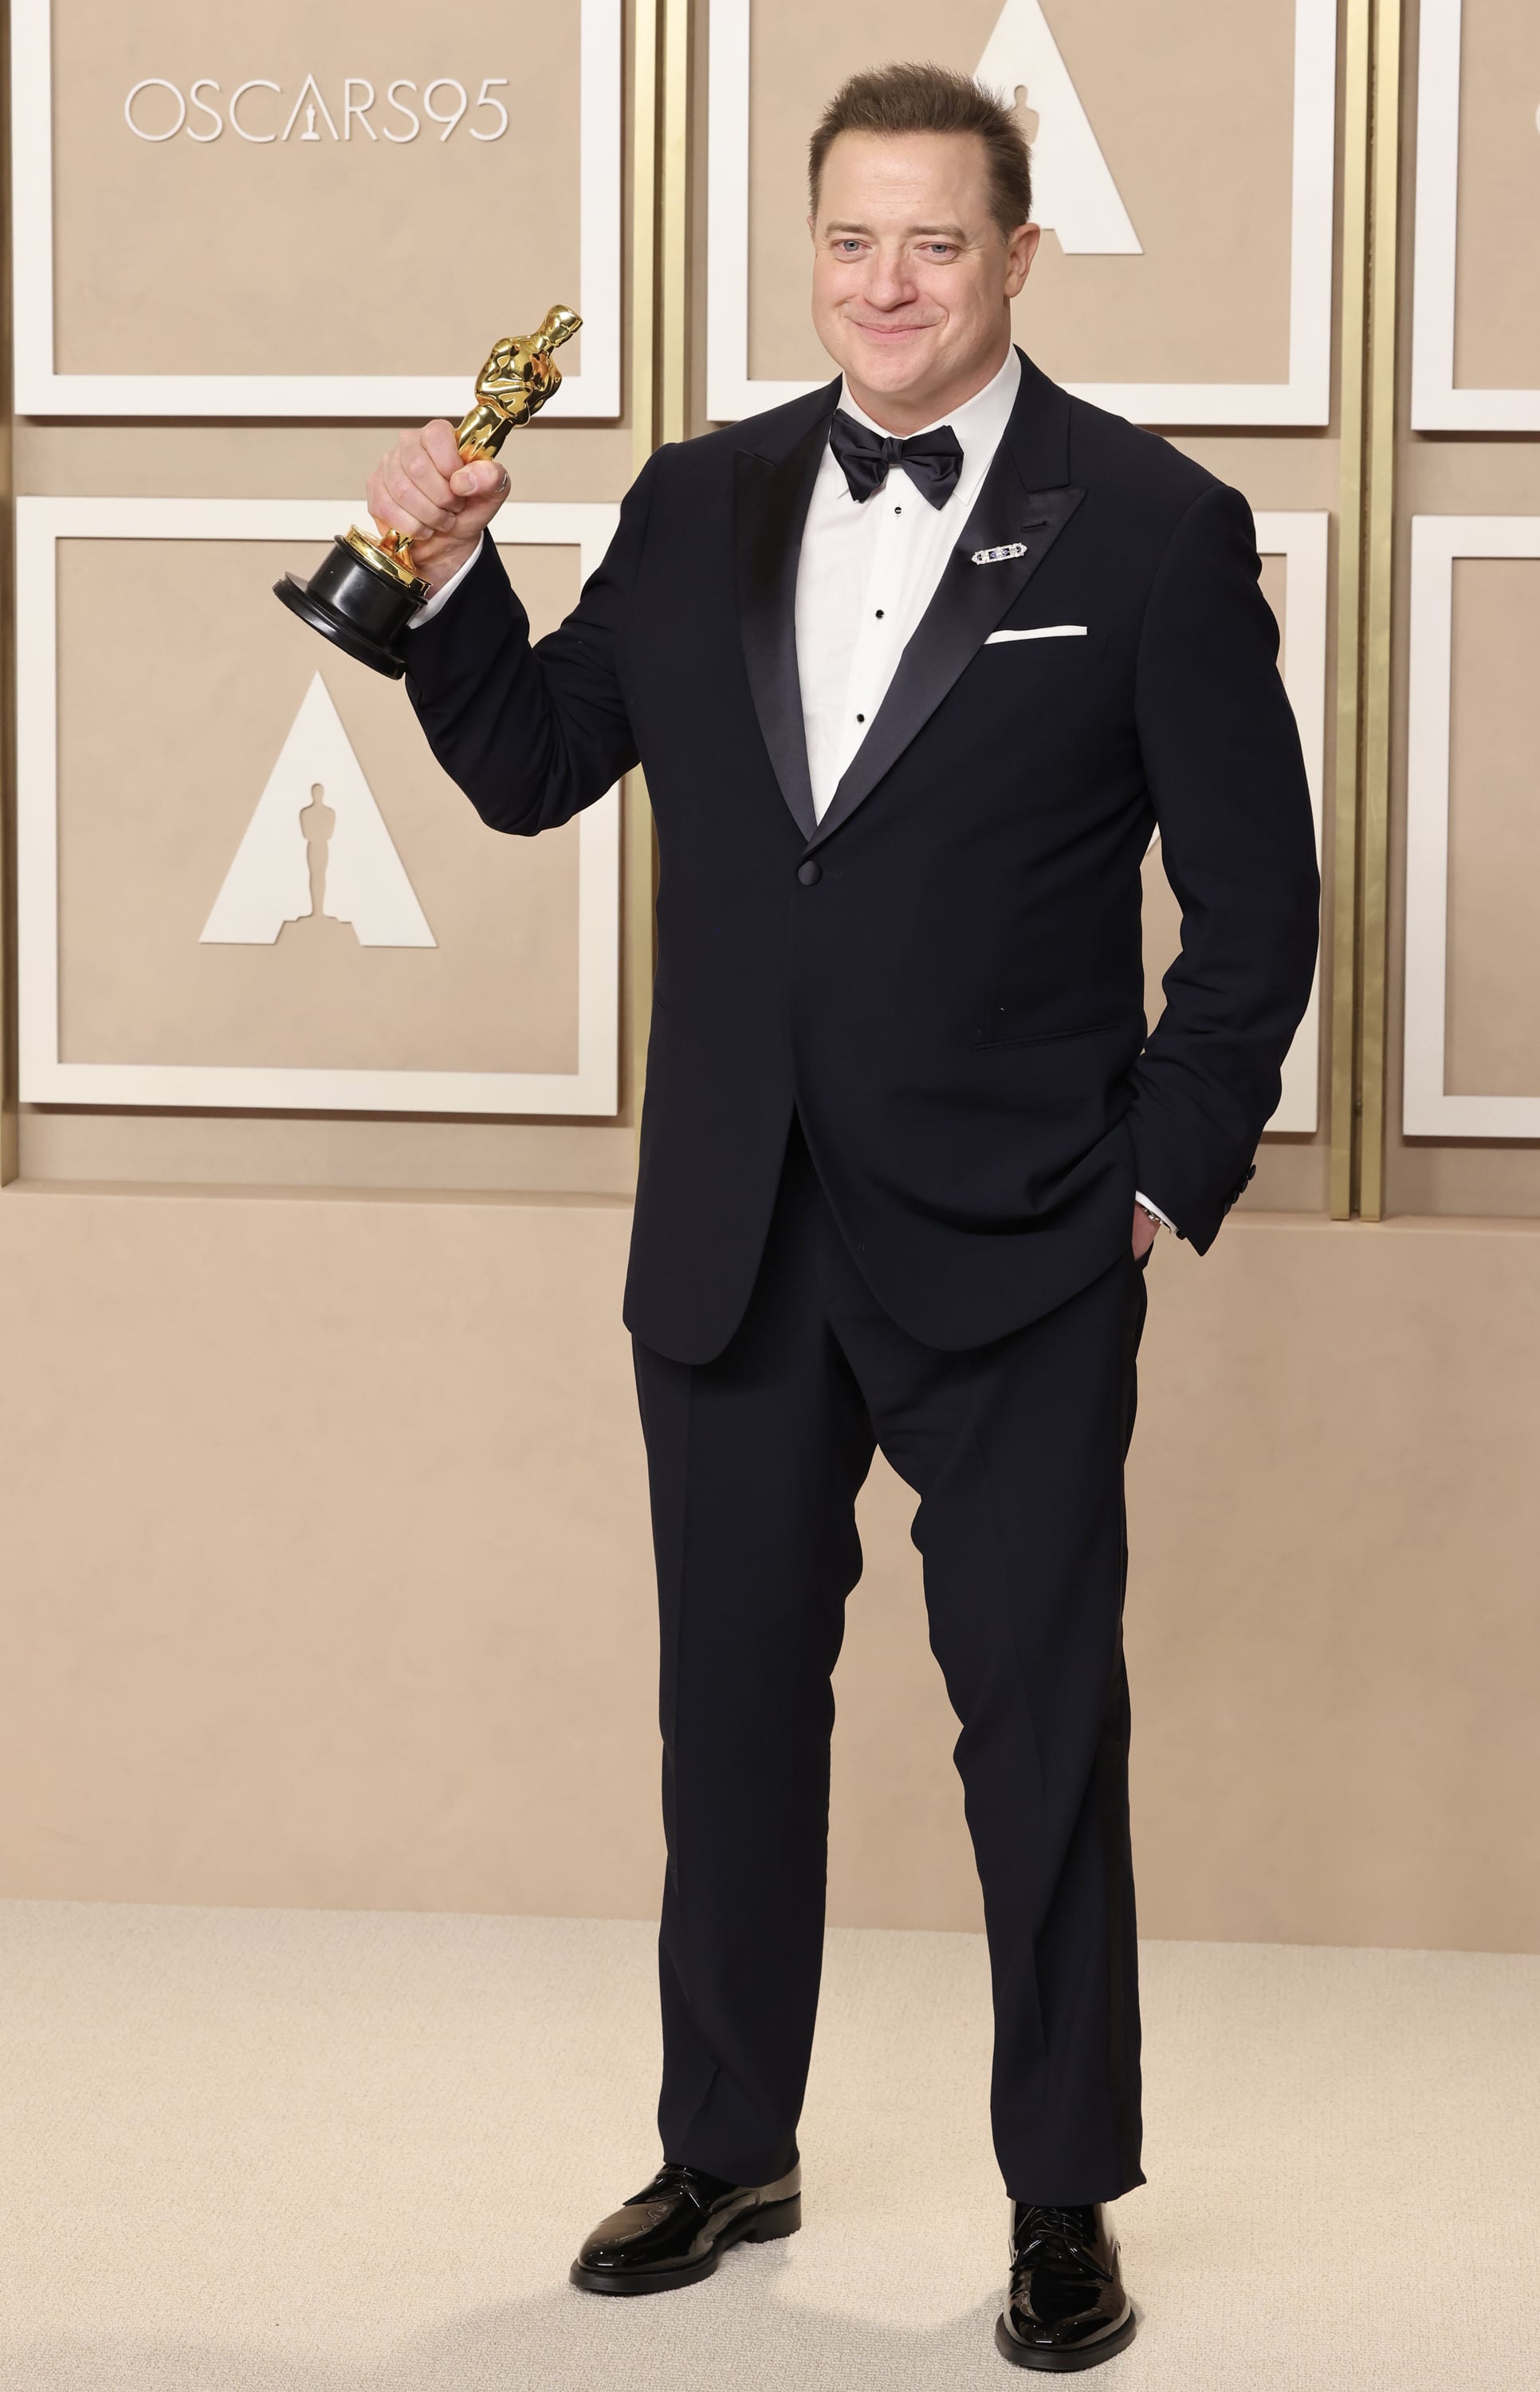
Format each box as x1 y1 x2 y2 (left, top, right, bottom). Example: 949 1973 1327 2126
984 625 1089 644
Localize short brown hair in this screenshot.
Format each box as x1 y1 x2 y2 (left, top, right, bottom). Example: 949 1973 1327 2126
808 62 1032 238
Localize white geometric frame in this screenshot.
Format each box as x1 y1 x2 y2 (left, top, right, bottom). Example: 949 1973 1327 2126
705 0 1339 427
1403 515 1540 1136
1410 0 1539 431
9 0 623 419
16 497 623 1115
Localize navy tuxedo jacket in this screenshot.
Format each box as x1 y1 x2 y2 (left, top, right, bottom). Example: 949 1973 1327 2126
406 351 1320 1363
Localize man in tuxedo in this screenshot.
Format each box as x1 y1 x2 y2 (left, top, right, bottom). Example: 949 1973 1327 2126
370 61 1318 2370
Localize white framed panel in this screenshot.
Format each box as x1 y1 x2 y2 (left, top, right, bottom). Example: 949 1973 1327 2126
706 0 1338 427
9 0 622 418
1404 515 1540 1137
1410 0 1540 431
16 498 622 1115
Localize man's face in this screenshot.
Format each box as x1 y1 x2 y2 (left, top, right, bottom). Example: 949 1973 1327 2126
809 129 1039 430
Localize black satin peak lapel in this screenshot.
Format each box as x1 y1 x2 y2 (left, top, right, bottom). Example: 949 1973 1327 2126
734 412 831 842
808 456 1084 852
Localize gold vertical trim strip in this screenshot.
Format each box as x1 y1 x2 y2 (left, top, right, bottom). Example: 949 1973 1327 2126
1353 0 1403 1222
658 0 691 448
1330 0 1403 1221
627 0 689 1159
631 0 660 480
1329 0 1373 1220
625 0 662 1146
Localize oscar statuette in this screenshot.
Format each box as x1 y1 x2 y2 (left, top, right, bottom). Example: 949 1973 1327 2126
273 304 581 679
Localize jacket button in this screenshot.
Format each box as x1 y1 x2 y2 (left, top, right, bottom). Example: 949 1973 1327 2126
797 859 822 886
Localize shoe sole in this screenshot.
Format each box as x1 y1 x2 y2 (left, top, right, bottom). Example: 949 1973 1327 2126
569 2193 802 2296
993 2305 1137 2370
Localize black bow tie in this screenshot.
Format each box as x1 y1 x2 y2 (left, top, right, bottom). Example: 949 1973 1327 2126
828 411 964 510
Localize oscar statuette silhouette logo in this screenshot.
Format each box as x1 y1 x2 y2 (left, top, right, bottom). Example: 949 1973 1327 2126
273 305 581 678
975 0 1141 254
201 671 434 946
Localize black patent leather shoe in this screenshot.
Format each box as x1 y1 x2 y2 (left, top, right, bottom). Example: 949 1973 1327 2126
995 2201 1136 2370
569 2160 802 2295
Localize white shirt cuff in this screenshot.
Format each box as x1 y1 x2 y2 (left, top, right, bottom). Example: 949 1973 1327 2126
409 535 485 628
1135 1190 1179 1236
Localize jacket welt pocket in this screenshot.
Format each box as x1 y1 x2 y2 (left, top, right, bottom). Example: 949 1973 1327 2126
982 625 1106 659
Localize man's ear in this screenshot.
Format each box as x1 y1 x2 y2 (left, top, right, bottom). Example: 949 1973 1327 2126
807 213 816 246
1004 221 1041 299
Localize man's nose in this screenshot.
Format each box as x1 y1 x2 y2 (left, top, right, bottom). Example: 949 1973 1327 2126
862 246 918 309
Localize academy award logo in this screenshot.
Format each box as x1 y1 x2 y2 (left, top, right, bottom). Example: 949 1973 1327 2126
200 671 434 947
977 0 1141 255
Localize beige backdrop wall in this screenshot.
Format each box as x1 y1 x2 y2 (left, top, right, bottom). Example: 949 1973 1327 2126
2 1191 1537 1954
3 0 1538 1957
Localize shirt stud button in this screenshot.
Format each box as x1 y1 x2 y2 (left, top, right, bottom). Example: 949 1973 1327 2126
855 713 866 723
797 859 822 887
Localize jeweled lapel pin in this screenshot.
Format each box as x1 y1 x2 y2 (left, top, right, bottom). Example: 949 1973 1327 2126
971 542 1029 565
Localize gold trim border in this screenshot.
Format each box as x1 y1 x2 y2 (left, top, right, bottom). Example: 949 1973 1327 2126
1353 0 1403 1222
659 0 692 451
623 0 689 1159
1330 0 1401 1220
625 0 662 1155
1328 0 1372 1219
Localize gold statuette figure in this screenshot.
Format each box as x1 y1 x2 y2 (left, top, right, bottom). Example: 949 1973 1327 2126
274 305 582 680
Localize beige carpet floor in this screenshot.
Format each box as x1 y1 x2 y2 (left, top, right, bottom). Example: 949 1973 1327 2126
1 1902 1537 2390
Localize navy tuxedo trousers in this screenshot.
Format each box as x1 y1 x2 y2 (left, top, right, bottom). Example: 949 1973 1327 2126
632 1121 1149 2204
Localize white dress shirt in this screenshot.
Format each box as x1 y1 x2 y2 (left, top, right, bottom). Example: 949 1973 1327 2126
410 352 1177 1236
794 345 1019 821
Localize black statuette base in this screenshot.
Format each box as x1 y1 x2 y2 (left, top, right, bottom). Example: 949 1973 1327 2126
273 536 427 680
